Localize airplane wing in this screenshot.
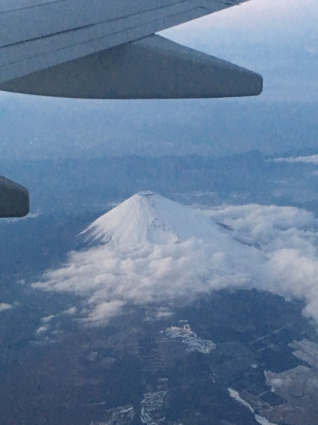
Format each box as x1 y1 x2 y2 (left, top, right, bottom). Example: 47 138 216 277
0 0 263 99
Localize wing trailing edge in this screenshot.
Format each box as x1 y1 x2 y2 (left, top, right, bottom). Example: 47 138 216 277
0 35 263 99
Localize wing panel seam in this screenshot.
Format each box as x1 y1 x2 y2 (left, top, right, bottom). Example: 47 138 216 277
0 0 190 49
1 7 209 68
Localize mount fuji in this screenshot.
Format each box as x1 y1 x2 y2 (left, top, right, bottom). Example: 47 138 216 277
83 191 236 248
33 192 318 326
34 192 266 324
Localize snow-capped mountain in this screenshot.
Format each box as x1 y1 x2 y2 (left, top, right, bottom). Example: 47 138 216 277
34 193 318 327
82 191 229 247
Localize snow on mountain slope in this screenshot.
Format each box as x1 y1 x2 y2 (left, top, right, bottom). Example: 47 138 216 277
33 193 318 326
83 191 226 247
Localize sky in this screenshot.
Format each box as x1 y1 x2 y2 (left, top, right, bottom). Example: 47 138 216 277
0 0 318 159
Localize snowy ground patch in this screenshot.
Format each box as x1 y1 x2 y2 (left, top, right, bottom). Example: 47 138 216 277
228 388 278 425
140 391 167 425
166 324 215 354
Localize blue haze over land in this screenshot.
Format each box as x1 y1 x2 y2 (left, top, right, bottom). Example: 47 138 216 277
0 0 317 161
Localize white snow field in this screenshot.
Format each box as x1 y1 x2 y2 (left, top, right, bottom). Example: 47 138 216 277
82 191 235 246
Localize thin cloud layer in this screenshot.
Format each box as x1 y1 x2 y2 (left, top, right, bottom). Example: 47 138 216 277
0 303 12 312
270 155 318 164
33 202 318 325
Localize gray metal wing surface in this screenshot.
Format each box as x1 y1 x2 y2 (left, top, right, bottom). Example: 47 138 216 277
0 0 262 217
0 0 263 99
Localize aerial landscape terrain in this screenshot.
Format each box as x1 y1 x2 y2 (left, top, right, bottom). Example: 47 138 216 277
0 0 317 423
0 152 318 424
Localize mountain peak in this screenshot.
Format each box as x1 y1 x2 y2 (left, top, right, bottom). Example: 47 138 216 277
137 191 155 196
82 192 223 247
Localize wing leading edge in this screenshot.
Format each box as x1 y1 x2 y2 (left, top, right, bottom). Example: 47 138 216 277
0 0 262 99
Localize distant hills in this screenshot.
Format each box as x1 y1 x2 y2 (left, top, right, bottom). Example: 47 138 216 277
1 151 318 216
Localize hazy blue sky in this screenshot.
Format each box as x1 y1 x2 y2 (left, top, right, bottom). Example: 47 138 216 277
0 0 317 160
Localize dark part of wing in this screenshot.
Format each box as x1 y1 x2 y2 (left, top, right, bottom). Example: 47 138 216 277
0 176 29 218
0 35 263 99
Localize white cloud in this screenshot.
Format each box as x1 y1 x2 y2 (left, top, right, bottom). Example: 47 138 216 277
61 307 78 316
270 155 318 164
33 236 263 325
41 315 55 323
207 205 318 317
266 250 318 318
155 307 173 320
0 303 12 312
36 326 48 334
206 204 317 254
0 211 41 224
33 203 318 326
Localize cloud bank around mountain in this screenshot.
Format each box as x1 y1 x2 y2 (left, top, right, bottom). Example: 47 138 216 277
208 205 318 319
33 200 318 326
